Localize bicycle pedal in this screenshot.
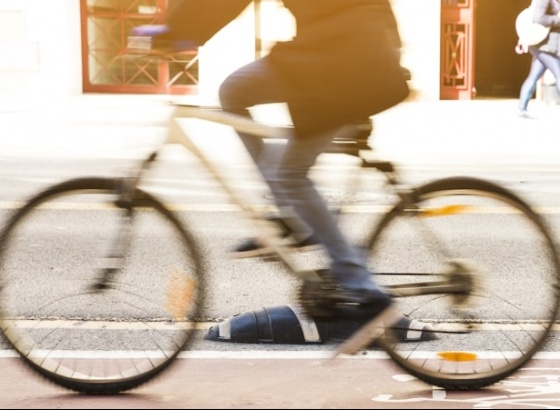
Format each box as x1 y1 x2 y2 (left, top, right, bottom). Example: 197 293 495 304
261 254 281 262
332 305 401 357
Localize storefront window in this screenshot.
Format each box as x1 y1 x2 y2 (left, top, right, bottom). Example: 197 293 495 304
82 0 198 93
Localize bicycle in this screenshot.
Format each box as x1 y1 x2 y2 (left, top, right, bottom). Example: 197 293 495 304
0 99 559 395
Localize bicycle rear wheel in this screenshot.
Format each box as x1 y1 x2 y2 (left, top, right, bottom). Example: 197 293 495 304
0 177 206 394
367 176 560 390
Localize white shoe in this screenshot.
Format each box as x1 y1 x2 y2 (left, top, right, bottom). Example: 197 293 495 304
517 110 534 119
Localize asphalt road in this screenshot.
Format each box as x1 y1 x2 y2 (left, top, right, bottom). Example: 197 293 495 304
0 96 559 408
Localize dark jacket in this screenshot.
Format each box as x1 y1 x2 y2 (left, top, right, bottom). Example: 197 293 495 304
533 0 560 56
167 0 408 137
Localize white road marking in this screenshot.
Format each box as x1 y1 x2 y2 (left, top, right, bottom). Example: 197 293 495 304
0 350 559 360
1 201 560 214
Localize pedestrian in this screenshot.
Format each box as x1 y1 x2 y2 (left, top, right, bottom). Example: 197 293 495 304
133 0 410 326
516 0 560 118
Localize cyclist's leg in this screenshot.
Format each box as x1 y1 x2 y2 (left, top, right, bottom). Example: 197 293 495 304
220 57 390 304
219 58 274 167
219 57 314 243
272 131 391 303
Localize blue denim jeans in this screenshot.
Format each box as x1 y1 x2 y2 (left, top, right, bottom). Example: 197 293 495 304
219 57 377 290
519 49 560 112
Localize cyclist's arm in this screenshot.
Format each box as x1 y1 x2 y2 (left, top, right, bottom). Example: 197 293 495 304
166 0 251 46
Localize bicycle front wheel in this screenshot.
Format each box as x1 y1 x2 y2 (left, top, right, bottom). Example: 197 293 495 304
367 176 560 390
0 177 206 394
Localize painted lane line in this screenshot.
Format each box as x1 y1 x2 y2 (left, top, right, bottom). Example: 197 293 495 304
1 201 560 214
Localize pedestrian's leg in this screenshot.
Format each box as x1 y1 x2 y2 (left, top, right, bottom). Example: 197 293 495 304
518 55 546 113
533 50 560 99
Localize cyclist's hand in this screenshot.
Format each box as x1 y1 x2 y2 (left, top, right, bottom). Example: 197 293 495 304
129 25 197 54
132 24 170 37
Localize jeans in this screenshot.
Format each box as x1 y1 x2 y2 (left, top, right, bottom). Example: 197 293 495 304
219 57 378 290
519 49 560 112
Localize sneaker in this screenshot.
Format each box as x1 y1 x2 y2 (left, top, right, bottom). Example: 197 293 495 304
229 232 323 259
300 274 394 321
322 287 394 320
517 110 534 119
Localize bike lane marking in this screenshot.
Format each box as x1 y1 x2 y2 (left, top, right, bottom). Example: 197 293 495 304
0 356 558 409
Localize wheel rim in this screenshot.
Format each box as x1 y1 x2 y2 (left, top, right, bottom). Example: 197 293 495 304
0 180 205 393
368 183 560 389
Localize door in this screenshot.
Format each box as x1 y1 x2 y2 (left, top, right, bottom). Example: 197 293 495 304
440 0 476 99
80 0 198 94
474 0 532 98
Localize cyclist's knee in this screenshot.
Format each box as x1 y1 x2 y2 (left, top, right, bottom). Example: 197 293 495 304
219 72 257 113
275 169 310 192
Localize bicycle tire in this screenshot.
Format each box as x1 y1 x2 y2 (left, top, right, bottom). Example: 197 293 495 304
366 176 560 390
0 177 206 394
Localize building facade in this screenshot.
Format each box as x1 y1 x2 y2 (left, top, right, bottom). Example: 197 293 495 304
0 0 553 105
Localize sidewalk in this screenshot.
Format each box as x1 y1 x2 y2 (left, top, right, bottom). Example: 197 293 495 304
1 94 559 166
370 97 559 167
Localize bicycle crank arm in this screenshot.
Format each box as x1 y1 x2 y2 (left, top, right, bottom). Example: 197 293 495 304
332 305 402 357
92 267 119 291
384 281 469 297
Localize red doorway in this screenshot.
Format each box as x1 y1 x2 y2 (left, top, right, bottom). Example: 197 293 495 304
474 0 532 98
440 0 476 100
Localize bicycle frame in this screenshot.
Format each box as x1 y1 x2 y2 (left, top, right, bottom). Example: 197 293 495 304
152 101 470 299
162 102 318 276
1 98 556 393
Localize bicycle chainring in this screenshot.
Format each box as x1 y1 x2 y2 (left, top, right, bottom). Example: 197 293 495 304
298 270 342 320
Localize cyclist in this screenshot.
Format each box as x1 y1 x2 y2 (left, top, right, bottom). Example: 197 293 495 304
134 0 409 322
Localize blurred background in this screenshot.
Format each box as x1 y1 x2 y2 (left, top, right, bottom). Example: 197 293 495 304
0 0 558 110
